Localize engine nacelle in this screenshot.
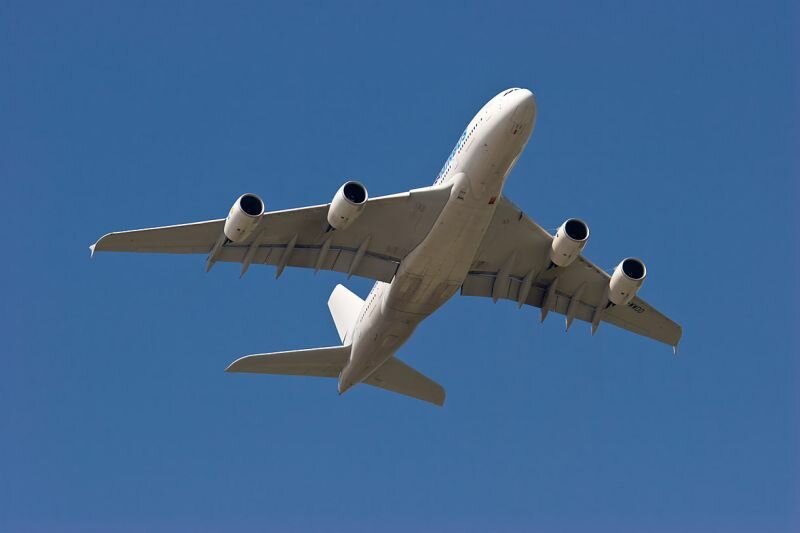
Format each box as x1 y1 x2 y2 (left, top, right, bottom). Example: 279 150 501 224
224 193 264 242
327 181 368 231
549 218 589 267
608 258 647 305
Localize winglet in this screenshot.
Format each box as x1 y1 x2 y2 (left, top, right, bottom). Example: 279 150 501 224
89 243 96 258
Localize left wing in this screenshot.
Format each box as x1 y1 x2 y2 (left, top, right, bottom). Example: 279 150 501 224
462 195 682 348
92 185 451 283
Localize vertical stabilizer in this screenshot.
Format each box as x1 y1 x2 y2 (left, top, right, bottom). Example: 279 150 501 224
327 284 364 344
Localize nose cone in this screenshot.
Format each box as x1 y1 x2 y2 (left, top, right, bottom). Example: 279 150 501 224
504 88 536 140
511 87 533 102
496 87 536 108
513 88 536 123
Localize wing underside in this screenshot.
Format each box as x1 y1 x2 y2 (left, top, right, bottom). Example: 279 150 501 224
92 187 680 347
463 195 682 348
91 185 452 283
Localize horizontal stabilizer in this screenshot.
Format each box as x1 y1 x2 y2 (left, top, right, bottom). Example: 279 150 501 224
365 356 445 406
226 345 351 377
226 346 445 406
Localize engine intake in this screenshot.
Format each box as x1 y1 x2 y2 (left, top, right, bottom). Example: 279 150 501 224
549 218 589 267
608 257 647 305
327 181 368 230
224 193 265 242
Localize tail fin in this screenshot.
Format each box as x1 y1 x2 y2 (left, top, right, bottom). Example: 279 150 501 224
327 284 364 344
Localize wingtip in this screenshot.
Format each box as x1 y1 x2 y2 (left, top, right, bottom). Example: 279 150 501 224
432 385 446 407
224 355 244 372
89 232 113 257
422 391 446 407
671 325 683 355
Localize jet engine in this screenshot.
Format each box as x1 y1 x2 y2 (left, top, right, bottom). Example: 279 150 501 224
224 193 265 242
327 181 368 230
549 218 589 267
608 258 647 305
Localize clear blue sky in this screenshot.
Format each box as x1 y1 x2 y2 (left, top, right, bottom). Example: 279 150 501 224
1 1 797 531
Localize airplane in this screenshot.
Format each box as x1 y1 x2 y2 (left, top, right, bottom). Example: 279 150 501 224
91 87 681 406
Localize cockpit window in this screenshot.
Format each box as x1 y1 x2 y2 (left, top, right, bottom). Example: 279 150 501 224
502 88 518 96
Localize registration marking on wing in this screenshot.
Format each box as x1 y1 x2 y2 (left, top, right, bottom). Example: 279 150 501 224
627 302 646 314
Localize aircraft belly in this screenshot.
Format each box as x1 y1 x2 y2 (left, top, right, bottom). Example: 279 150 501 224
387 182 498 315
340 298 419 390
346 109 530 386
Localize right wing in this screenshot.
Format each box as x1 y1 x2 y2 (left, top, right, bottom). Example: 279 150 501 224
462 195 682 348
91 184 452 283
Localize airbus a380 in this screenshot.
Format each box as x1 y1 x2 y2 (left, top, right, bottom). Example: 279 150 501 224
91 88 681 406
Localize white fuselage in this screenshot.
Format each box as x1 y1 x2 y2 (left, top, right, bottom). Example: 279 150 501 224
338 89 537 393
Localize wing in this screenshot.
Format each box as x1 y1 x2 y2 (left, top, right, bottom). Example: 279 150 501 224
91 185 452 282
462 195 682 348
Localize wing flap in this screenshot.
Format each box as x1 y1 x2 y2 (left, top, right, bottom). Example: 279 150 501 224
215 243 399 282
364 357 445 406
462 272 679 345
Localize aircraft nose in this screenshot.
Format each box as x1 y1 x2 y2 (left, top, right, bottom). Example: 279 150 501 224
507 88 536 137
514 89 536 118
515 88 533 101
